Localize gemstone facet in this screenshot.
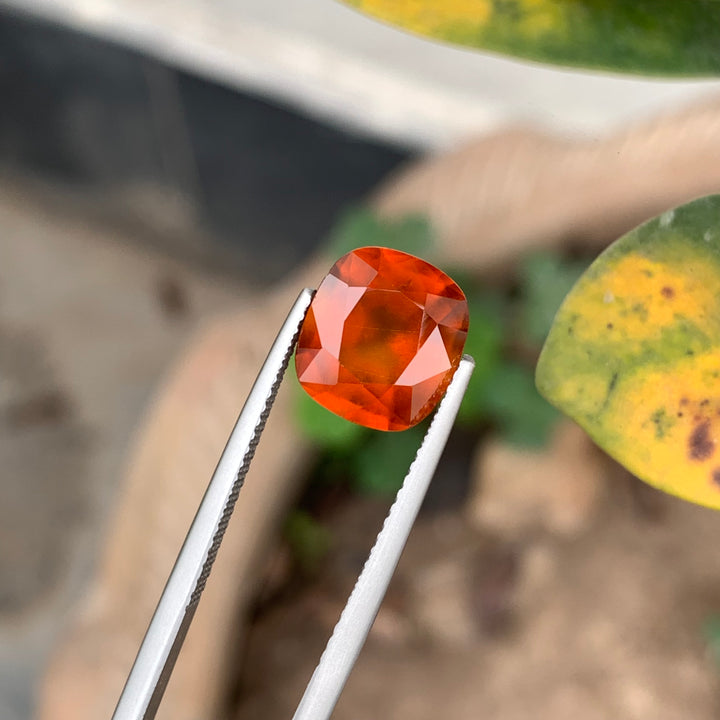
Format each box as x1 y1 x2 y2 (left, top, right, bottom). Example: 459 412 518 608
295 246 469 431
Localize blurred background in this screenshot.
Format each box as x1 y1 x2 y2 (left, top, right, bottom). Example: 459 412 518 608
3 2 720 719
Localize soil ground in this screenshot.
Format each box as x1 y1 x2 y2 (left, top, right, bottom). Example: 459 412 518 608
237 475 720 720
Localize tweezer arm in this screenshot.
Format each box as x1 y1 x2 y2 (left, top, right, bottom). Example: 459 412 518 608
112 288 314 720
292 354 475 720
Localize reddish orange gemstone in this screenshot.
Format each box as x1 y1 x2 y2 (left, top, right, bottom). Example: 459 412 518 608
295 246 469 431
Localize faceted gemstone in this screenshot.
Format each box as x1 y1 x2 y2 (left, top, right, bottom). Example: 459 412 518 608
295 246 469 431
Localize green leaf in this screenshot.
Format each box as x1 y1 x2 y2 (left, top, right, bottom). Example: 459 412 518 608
520 251 590 347
343 0 720 76
327 207 434 259
352 424 427 496
484 361 560 447
536 195 720 509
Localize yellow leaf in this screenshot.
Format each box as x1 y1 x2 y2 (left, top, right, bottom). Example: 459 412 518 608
343 0 720 76
536 197 720 509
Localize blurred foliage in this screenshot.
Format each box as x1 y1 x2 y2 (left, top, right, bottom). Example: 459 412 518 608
519 251 589 346
704 615 720 667
284 509 332 574
455 288 504 425
344 0 720 76
352 423 428 496
293 211 590 496
327 207 434 259
481 361 560 447
295 385 366 450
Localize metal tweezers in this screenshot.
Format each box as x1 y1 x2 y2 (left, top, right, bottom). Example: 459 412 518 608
111 287 474 720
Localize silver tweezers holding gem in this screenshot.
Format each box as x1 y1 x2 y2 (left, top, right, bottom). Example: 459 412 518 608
111 287 474 720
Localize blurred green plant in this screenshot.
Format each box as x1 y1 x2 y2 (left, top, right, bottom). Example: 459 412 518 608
295 386 366 450
327 206 434 259
343 0 720 76
352 423 428 495
284 509 332 574
704 615 720 667
293 209 590 496
519 251 589 346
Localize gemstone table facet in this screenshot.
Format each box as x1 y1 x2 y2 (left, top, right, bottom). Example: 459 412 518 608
295 246 469 431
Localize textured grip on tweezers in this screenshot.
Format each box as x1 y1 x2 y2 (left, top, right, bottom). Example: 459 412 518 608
189 332 294 607
112 288 314 720
292 355 475 720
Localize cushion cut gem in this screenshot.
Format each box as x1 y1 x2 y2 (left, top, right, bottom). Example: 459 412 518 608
295 246 469 431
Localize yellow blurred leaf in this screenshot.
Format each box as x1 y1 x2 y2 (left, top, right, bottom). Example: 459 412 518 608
536 196 720 509
344 0 720 76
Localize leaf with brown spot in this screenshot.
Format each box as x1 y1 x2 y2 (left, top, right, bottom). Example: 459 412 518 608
537 195 720 509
